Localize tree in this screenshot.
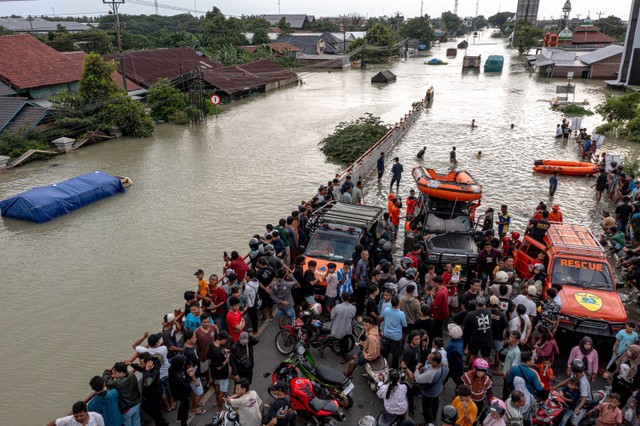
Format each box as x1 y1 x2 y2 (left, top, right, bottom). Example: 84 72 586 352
202 7 248 48
513 20 544 54
471 15 488 30
365 22 398 46
441 11 463 35
252 28 270 45
596 15 627 42
276 17 292 36
319 113 389 163
387 12 405 32
595 93 640 123
306 18 339 33
146 78 186 122
488 11 515 28
79 53 120 103
400 17 436 45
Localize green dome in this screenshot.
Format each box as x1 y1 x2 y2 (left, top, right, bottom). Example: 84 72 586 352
582 15 593 26
558 27 573 40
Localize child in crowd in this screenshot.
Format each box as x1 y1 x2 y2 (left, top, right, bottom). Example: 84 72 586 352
323 263 339 317
451 385 478 426
559 377 581 426
446 324 465 387
608 321 639 368
596 393 623 426
536 357 554 400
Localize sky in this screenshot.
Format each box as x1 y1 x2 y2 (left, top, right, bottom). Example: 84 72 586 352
0 0 634 21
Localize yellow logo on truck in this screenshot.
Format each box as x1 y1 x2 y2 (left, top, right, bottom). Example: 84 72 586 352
574 292 603 312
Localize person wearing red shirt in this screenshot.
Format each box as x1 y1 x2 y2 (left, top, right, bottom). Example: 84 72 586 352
430 276 449 338
207 274 228 331
406 189 418 216
227 251 249 281
226 297 245 343
389 199 401 238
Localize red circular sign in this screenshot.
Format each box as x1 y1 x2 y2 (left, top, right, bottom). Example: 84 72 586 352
210 94 221 105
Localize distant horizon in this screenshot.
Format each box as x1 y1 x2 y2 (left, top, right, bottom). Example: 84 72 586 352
0 0 634 22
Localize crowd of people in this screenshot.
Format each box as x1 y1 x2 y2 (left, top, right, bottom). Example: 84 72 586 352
50 149 640 426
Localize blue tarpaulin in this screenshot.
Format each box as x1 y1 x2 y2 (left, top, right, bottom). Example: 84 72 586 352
0 171 125 223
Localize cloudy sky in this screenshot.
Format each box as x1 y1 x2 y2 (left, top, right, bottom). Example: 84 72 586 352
0 0 634 21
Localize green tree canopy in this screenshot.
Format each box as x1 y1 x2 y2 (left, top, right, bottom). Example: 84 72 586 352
319 113 389 163
146 78 186 122
596 15 627 42
252 28 270 45
441 11 463 34
276 17 293 35
471 15 488 30
79 53 120 103
400 17 436 45
365 22 398 46
201 7 248 48
513 20 544 54
488 12 515 28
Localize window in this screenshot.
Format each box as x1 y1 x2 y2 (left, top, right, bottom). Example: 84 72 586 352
551 258 614 290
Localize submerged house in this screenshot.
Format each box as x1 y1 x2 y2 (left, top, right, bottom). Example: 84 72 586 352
531 44 623 79
371 70 396 84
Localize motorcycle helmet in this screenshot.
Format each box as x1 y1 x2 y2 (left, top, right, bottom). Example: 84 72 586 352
405 268 417 280
502 236 510 244
249 237 260 250
358 416 376 426
495 271 509 283
441 405 459 424
511 231 520 240
309 303 323 317
473 358 490 372
570 359 585 373
400 257 413 268
300 310 313 323
264 244 275 255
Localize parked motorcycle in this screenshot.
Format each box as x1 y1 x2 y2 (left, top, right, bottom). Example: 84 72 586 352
533 388 609 426
267 341 355 408
364 356 390 392
205 399 240 426
275 309 355 356
267 368 346 425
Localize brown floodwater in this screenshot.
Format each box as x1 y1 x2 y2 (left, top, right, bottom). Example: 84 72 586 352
0 36 637 423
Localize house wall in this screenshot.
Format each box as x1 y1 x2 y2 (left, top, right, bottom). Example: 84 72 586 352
590 53 623 79
551 66 590 78
27 82 79 99
264 76 299 92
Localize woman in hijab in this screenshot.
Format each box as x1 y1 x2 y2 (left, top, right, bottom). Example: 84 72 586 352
169 355 199 426
513 376 535 426
605 345 640 407
567 337 599 382
483 399 507 426
446 324 465 386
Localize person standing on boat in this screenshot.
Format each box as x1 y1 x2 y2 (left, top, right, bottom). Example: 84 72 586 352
390 157 403 193
450 147 458 165
417 146 426 159
497 205 511 239
549 171 559 196
377 152 385 181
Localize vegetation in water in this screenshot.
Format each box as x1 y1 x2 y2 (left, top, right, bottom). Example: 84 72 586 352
146 79 203 124
0 131 50 159
319 113 389 163
595 92 640 142
563 104 594 116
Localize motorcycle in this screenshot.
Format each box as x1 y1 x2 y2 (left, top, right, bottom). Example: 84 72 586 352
267 367 346 425
206 399 239 426
266 341 355 408
364 356 390 392
275 310 355 356
533 388 609 426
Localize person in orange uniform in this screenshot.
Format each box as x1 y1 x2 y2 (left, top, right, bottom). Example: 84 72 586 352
389 198 401 239
549 205 563 223
406 189 418 216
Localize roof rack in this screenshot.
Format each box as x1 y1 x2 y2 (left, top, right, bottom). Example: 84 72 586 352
319 202 384 229
546 223 604 253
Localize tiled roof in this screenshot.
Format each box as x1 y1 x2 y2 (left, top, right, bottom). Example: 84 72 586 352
201 59 297 96
61 51 142 92
0 81 16 96
103 47 223 88
0 97 47 133
0 35 82 89
276 36 323 55
572 27 617 45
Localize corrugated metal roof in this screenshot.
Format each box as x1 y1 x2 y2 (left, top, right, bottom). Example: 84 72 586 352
61 51 143 91
579 45 624 65
201 59 297 96
260 14 309 29
0 17 92 33
104 48 223 88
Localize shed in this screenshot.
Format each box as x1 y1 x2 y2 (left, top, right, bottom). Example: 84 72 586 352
371 70 396 84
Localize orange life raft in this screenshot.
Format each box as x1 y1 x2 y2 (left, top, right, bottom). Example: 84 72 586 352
412 167 482 201
533 160 600 176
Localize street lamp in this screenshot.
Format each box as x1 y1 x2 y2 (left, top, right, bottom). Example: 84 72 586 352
103 0 128 92
473 31 478 44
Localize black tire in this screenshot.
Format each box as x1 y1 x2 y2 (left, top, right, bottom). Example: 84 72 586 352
330 335 355 355
275 330 298 355
336 393 354 409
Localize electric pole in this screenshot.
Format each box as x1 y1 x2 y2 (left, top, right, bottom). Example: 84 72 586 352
154 0 158 14
102 0 128 92
454 0 458 15
420 0 424 17
278 0 281 14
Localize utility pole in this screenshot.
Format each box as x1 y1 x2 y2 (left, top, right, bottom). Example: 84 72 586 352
454 0 458 15
420 0 424 17
596 11 605 33
27 15 33 32
154 0 158 14
278 0 281 15
102 0 128 92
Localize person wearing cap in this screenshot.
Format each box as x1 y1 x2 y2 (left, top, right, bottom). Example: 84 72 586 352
512 286 538 321
265 381 297 426
489 295 510 375
227 378 262 426
161 313 182 360
390 156 403 193
230 331 260 384
549 204 563 222
132 331 172 412
463 296 493 366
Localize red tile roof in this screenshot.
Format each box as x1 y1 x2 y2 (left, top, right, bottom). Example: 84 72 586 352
202 58 297 96
0 35 82 89
61 51 142 92
572 26 617 45
104 47 223 88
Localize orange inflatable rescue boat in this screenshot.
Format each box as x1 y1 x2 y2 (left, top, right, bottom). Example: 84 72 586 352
533 160 600 176
412 167 482 201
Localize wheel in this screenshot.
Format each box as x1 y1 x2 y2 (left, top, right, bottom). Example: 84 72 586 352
330 335 355 355
336 393 353 409
275 330 298 355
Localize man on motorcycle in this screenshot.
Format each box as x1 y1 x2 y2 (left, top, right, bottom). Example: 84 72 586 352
345 317 381 378
264 381 297 426
554 360 591 426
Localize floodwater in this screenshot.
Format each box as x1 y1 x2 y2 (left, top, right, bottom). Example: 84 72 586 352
0 36 637 423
